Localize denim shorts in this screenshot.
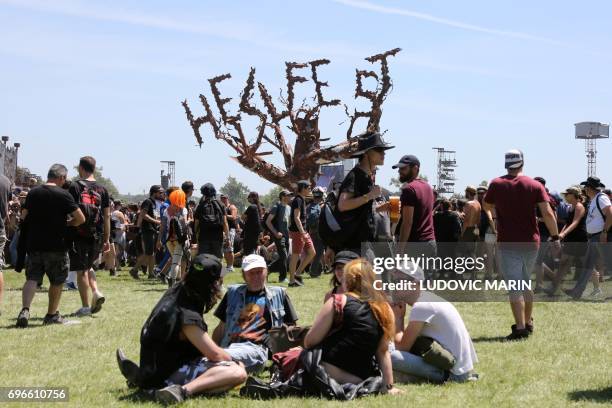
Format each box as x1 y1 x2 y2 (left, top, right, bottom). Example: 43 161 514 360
164 359 237 387
498 248 538 294
224 341 268 374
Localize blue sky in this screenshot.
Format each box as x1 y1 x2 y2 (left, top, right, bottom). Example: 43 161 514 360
1 0 611 196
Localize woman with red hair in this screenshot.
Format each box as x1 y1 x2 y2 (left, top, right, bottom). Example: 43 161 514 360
161 190 189 287
304 259 401 395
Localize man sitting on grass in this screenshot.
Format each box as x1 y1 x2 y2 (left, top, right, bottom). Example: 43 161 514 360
212 254 299 373
389 264 479 383
116 255 247 404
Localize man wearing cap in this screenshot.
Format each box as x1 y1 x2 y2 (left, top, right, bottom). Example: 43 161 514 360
566 176 611 299
220 194 238 275
337 132 394 255
116 254 248 404
212 254 298 373
288 180 316 287
265 190 292 283
483 149 560 341
393 155 436 261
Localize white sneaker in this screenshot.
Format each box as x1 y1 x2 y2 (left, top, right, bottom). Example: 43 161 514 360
74 307 91 317
91 292 106 314
587 288 603 299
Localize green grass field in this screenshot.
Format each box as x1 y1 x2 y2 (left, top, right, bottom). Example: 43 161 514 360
0 268 610 407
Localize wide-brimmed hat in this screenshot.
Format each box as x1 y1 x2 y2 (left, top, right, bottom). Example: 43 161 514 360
562 186 582 197
350 132 394 158
580 176 605 189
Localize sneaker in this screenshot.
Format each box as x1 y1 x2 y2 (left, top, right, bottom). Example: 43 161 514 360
43 312 66 325
109 268 116 277
129 268 140 280
155 385 187 404
74 307 92 317
563 289 581 300
505 326 530 341
533 286 544 294
288 281 303 288
587 288 603 300
295 275 304 283
91 292 106 314
279 278 288 284
16 307 30 328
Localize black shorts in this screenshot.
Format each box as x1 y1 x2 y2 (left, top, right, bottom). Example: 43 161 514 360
197 241 222 259
26 251 69 285
69 237 102 271
141 229 158 256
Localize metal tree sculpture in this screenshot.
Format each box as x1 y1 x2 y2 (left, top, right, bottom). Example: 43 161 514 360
182 48 400 190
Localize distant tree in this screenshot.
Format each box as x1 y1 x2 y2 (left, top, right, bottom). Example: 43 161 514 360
73 166 120 198
219 176 249 212
261 185 284 209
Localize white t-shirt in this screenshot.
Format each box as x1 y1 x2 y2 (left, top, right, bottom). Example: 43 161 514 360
586 193 611 234
409 292 478 375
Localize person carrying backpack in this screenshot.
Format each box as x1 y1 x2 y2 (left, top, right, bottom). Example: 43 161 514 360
162 190 189 288
194 183 229 260
67 156 110 317
264 190 292 283
307 187 326 278
566 176 611 300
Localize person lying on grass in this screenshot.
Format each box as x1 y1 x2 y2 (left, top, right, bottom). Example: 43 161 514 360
388 264 479 383
304 258 402 395
116 254 247 404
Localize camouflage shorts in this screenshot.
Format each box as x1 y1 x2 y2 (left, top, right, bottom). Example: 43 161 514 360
26 251 69 285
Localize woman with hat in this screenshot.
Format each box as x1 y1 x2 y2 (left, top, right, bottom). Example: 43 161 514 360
336 132 394 255
546 187 588 296
116 254 247 404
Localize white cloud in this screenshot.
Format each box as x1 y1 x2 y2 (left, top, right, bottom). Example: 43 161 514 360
333 0 568 45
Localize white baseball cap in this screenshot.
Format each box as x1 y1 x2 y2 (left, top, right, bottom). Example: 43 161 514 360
505 149 524 169
242 254 267 272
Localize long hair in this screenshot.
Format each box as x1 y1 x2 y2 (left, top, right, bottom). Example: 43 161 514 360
343 259 395 342
249 191 263 218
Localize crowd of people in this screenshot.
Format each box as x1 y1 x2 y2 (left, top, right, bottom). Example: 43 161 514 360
0 131 610 403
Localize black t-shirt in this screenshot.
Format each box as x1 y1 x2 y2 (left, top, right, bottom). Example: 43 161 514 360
24 185 79 252
194 199 226 242
433 211 462 242
289 195 306 233
139 198 158 232
338 166 375 247
243 204 262 237
68 179 110 235
214 289 298 349
321 296 383 380
139 286 208 388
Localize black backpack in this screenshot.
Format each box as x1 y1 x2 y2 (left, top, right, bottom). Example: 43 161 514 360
263 203 282 235
198 198 224 229
75 180 103 238
595 193 612 233
169 215 189 244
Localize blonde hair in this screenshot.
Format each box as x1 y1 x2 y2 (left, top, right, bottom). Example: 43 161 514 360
343 259 395 342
